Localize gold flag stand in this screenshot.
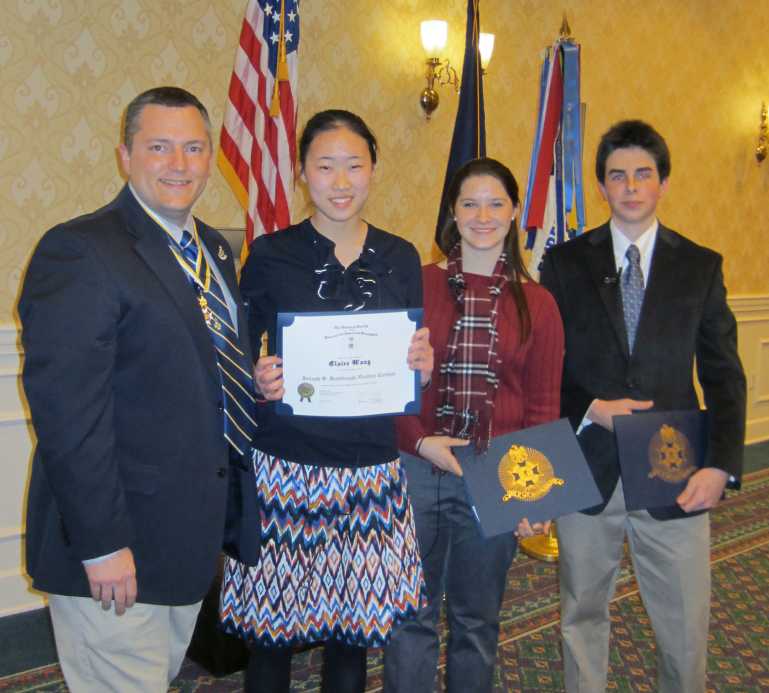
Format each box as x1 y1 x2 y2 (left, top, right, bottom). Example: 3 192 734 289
519 522 559 562
519 12 577 565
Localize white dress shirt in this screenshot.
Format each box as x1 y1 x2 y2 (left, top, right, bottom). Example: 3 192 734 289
579 219 658 431
609 218 658 284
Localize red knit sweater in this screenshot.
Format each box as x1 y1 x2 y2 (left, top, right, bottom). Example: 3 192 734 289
397 263 565 454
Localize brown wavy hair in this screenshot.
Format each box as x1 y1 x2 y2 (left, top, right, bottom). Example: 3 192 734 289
438 157 532 342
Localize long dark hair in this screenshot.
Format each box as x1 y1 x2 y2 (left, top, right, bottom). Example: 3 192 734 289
438 157 532 342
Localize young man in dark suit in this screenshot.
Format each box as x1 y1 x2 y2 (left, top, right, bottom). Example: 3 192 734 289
19 87 256 692
540 120 746 693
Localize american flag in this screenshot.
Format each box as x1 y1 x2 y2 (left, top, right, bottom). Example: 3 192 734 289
219 0 299 261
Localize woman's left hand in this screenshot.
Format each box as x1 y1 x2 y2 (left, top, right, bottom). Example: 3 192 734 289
515 518 551 539
407 327 434 387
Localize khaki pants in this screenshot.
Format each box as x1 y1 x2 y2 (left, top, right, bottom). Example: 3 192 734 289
558 480 710 693
48 594 202 693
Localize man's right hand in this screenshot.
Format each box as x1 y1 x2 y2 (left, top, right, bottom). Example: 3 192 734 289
417 436 469 476
84 547 137 616
587 398 654 431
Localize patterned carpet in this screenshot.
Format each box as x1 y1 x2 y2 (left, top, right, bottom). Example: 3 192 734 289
2 468 768 692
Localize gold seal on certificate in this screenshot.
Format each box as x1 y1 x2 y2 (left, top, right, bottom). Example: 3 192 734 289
297 382 315 403
498 445 565 503
276 309 423 418
647 424 697 482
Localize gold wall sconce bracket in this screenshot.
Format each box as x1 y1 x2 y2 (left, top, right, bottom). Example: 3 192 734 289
418 19 493 120
757 102 767 163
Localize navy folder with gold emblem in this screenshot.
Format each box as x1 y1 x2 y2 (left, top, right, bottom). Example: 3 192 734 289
614 409 708 511
455 418 602 538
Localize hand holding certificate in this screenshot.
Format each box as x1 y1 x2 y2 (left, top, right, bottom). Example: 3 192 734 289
275 309 424 418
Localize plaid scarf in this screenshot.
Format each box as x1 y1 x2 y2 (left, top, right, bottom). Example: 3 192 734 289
435 244 507 453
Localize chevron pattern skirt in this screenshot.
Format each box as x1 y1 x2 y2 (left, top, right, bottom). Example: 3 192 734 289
220 449 425 648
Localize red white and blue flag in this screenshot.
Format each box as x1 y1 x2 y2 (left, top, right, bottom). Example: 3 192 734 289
219 0 299 261
521 35 584 278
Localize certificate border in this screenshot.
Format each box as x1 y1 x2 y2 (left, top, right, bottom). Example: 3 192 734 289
275 308 423 418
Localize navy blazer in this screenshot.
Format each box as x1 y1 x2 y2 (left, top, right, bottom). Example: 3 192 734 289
20 186 254 605
540 223 746 520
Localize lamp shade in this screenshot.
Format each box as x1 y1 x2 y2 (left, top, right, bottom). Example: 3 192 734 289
421 20 448 57
479 32 495 70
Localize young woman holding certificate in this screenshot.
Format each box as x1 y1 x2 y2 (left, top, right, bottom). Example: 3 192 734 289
220 110 433 693
383 158 565 693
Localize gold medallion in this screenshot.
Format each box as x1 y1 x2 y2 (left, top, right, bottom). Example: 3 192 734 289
648 424 696 483
498 444 565 503
298 382 315 402
198 295 221 330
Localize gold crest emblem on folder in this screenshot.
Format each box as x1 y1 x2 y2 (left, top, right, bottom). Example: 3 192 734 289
648 424 696 483
498 445 565 503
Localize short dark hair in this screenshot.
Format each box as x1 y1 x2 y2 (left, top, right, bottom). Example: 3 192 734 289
298 109 378 168
438 157 532 342
595 120 671 183
123 86 211 150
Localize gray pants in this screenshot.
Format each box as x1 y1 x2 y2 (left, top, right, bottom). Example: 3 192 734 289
384 455 517 693
559 480 710 693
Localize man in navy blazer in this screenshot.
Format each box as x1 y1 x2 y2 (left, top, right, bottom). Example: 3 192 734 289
19 87 255 691
540 120 746 692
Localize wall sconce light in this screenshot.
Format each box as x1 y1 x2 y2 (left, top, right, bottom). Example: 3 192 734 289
419 19 459 119
479 32 495 74
757 102 768 163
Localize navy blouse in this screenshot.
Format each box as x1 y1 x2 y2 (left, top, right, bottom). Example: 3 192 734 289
240 218 422 467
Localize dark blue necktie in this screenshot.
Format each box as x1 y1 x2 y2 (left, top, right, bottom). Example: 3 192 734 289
176 229 257 456
621 244 645 353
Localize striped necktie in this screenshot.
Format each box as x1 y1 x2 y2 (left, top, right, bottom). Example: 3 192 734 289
621 244 645 353
172 226 257 456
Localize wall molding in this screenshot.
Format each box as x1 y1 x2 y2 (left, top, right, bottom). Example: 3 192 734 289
0 526 23 542
1 297 768 615
729 295 769 444
0 324 38 616
729 294 769 316
0 580 46 618
0 324 20 350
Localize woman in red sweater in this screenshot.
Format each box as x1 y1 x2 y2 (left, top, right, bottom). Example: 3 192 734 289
383 158 565 692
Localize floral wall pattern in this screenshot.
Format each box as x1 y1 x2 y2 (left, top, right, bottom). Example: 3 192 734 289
0 0 767 324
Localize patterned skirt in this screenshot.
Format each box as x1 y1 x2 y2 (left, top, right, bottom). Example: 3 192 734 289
220 449 425 648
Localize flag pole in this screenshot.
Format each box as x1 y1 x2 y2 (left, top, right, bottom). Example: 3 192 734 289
519 14 585 563
433 0 486 246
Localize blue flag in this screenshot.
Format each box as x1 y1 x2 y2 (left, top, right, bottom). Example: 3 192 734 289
434 0 486 244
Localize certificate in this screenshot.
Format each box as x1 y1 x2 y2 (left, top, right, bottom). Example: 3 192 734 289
614 409 708 511
275 309 422 418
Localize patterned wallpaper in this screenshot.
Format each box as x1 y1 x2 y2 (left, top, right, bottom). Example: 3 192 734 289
0 0 767 324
